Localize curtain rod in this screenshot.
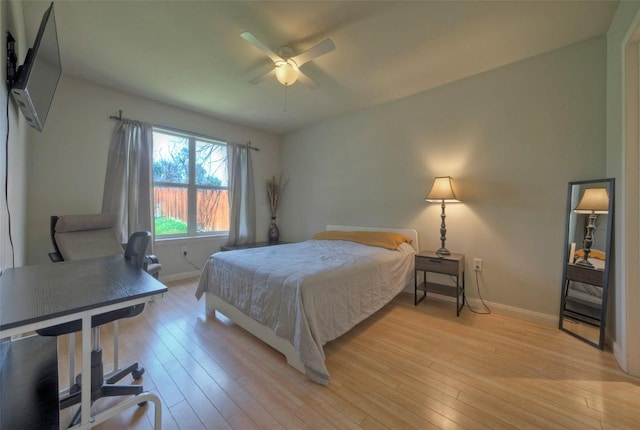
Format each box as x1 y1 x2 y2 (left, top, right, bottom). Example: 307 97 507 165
109 110 260 151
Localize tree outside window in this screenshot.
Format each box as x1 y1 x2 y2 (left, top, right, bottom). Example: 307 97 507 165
152 129 229 238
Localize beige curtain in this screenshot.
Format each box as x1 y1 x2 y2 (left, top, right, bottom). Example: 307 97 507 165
226 143 256 246
102 120 153 245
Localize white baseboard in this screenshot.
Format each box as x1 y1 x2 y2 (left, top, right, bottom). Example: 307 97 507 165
468 298 558 326
407 288 557 326
159 270 201 283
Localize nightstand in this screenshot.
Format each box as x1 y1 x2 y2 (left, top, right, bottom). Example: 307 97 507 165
414 251 465 316
562 263 605 325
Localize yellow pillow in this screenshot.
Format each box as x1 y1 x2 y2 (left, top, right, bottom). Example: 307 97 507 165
312 230 412 250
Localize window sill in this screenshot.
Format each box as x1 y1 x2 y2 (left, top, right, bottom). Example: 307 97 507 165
154 234 228 246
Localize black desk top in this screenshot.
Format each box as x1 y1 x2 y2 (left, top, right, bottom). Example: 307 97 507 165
0 255 167 333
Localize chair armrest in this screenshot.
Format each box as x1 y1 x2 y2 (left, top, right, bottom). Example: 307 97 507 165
144 254 162 279
48 251 63 263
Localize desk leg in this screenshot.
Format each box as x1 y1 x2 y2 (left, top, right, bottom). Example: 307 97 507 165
414 270 427 305
113 320 119 372
68 332 75 390
455 274 460 316
81 315 92 427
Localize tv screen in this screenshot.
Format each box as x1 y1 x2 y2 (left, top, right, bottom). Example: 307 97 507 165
10 2 61 132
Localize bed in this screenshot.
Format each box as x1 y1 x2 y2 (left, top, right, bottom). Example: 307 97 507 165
195 225 418 385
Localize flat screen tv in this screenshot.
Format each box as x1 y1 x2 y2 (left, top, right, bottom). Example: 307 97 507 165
10 2 61 132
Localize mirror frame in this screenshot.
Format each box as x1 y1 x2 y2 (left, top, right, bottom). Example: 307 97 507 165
559 178 614 349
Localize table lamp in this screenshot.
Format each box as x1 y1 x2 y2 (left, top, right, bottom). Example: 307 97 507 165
426 176 460 256
574 187 609 268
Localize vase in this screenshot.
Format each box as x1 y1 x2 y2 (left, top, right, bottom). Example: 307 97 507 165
268 218 280 243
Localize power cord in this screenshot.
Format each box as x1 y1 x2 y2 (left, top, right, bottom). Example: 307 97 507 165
4 93 15 268
466 269 491 314
182 250 200 271
446 270 491 314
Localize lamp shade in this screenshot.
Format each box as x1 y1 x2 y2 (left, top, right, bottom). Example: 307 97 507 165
275 59 299 86
574 187 609 214
425 176 460 202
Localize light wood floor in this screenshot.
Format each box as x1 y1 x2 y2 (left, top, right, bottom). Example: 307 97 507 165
57 277 640 429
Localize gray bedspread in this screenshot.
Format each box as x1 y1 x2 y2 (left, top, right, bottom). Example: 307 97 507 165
195 239 415 384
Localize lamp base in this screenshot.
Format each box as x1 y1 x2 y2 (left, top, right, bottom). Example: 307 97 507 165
436 247 450 257
575 259 594 269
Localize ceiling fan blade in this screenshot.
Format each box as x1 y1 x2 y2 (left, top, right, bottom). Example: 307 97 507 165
248 68 276 85
296 71 319 90
241 32 282 63
291 39 335 67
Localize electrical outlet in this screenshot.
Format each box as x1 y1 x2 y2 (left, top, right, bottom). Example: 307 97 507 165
474 258 483 272
181 246 188 256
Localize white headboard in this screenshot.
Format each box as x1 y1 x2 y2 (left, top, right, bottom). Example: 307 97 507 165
326 225 419 252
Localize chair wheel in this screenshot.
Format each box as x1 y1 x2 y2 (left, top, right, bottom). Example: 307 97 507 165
69 383 80 395
132 367 145 380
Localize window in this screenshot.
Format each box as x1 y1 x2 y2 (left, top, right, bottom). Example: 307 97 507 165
152 128 229 238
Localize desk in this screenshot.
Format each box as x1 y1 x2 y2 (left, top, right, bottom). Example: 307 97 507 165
0 255 167 429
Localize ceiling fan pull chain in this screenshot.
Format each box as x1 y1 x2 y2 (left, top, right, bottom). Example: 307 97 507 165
284 85 288 112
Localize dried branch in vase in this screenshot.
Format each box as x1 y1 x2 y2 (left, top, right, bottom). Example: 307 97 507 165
266 174 288 219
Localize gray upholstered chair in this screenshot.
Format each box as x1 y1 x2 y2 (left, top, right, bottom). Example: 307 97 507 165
49 213 161 278
39 214 161 426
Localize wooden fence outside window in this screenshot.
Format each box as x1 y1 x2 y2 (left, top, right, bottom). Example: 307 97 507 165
154 187 229 232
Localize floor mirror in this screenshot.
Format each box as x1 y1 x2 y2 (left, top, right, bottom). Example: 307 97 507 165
559 178 614 349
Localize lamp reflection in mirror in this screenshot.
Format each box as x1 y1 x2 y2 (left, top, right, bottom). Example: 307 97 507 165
425 176 460 256
574 187 609 268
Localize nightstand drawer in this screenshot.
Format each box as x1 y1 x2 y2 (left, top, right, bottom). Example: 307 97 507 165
415 256 458 274
565 264 604 287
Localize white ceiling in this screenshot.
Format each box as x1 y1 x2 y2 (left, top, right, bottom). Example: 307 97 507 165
21 1 618 135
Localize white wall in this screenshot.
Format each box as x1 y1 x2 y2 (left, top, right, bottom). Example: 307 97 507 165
606 0 640 376
1 0 29 273
279 37 606 320
26 75 280 279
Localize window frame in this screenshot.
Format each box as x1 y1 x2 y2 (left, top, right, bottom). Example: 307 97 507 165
152 127 229 239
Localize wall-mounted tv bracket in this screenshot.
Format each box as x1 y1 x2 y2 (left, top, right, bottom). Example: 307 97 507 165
6 32 17 89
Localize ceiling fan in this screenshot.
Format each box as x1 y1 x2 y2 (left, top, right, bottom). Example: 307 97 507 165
241 31 335 90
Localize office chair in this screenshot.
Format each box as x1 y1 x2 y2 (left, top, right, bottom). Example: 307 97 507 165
38 214 160 426
48 214 162 278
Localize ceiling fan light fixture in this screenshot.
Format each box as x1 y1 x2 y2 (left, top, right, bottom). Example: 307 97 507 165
275 59 299 86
